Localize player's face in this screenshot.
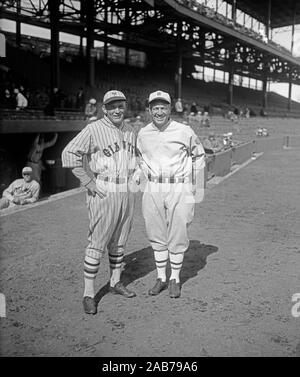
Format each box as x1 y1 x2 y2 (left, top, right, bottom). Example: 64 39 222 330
149 101 171 128
22 173 32 182
103 100 126 126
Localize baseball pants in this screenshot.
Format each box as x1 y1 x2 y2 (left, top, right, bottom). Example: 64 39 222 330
85 182 134 260
142 182 195 254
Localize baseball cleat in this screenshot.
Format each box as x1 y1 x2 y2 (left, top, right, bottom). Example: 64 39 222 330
148 278 168 296
83 296 97 315
109 281 136 298
169 279 181 298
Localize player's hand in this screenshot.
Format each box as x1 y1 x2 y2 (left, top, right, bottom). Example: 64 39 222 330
12 197 21 204
86 180 106 198
131 169 141 185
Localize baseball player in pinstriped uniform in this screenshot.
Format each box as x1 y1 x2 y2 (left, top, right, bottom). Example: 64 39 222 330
135 90 206 298
62 90 137 315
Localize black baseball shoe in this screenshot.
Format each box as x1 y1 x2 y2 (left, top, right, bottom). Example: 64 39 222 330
148 278 168 296
109 281 136 298
83 296 97 315
169 279 181 298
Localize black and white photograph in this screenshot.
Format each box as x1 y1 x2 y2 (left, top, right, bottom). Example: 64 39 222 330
0 0 300 360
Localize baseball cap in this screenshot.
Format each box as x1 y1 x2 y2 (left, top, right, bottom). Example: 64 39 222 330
89 98 96 104
103 90 126 105
148 91 171 105
22 167 33 174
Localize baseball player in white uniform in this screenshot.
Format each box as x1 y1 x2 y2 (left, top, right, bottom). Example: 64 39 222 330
135 90 205 298
62 90 137 315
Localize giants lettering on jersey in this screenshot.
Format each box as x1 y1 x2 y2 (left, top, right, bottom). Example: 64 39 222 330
103 140 135 157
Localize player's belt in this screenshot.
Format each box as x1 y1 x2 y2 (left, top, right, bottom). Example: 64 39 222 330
147 174 188 183
97 176 128 184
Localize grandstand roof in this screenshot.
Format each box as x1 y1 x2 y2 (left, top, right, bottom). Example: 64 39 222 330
227 0 300 28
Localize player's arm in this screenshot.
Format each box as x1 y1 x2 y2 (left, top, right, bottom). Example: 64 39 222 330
131 135 147 185
21 183 40 204
62 126 106 198
2 181 15 202
44 133 58 149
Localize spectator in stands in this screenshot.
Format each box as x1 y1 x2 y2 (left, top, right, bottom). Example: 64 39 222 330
190 102 198 114
260 108 267 117
51 87 64 108
187 112 196 126
76 87 85 111
85 98 98 121
36 87 50 109
223 132 234 149
245 107 250 119
182 102 188 120
2 89 15 108
202 133 223 154
0 166 40 210
175 98 184 117
27 133 58 185
195 110 202 126
202 106 210 127
233 107 239 118
256 127 263 137
14 88 28 110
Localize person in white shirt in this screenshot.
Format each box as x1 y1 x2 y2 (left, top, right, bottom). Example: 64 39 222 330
14 88 28 110
135 90 206 298
0 166 40 210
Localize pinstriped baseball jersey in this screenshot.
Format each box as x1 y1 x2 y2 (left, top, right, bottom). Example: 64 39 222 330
61 116 136 257
62 116 136 178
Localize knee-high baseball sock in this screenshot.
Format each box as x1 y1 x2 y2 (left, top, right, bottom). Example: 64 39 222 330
154 249 168 282
169 252 184 283
83 255 100 298
109 251 124 287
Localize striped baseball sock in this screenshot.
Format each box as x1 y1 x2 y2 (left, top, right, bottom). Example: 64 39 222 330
169 252 184 283
83 255 100 298
109 251 124 287
154 249 168 282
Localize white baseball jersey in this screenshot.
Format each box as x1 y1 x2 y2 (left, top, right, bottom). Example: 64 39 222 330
2 178 40 203
137 119 205 254
137 120 205 181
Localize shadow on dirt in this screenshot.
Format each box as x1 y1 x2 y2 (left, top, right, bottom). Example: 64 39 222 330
180 240 218 285
94 240 218 305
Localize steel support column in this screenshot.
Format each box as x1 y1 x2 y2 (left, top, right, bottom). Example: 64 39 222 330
16 0 21 46
232 0 237 26
104 0 108 64
125 6 130 66
175 22 183 100
79 0 84 58
227 52 234 106
266 0 272 40
86 0 95 87
49 0 60 91
262 78 267 108
288 1 296 111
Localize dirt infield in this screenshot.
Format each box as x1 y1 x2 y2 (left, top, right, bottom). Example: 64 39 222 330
0 146 300 357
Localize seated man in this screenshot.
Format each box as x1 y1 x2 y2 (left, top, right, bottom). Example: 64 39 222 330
203 133 224 154
85 98 98 122
0 166 40 210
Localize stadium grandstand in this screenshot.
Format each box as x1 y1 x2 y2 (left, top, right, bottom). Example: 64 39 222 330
1 0 300 196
